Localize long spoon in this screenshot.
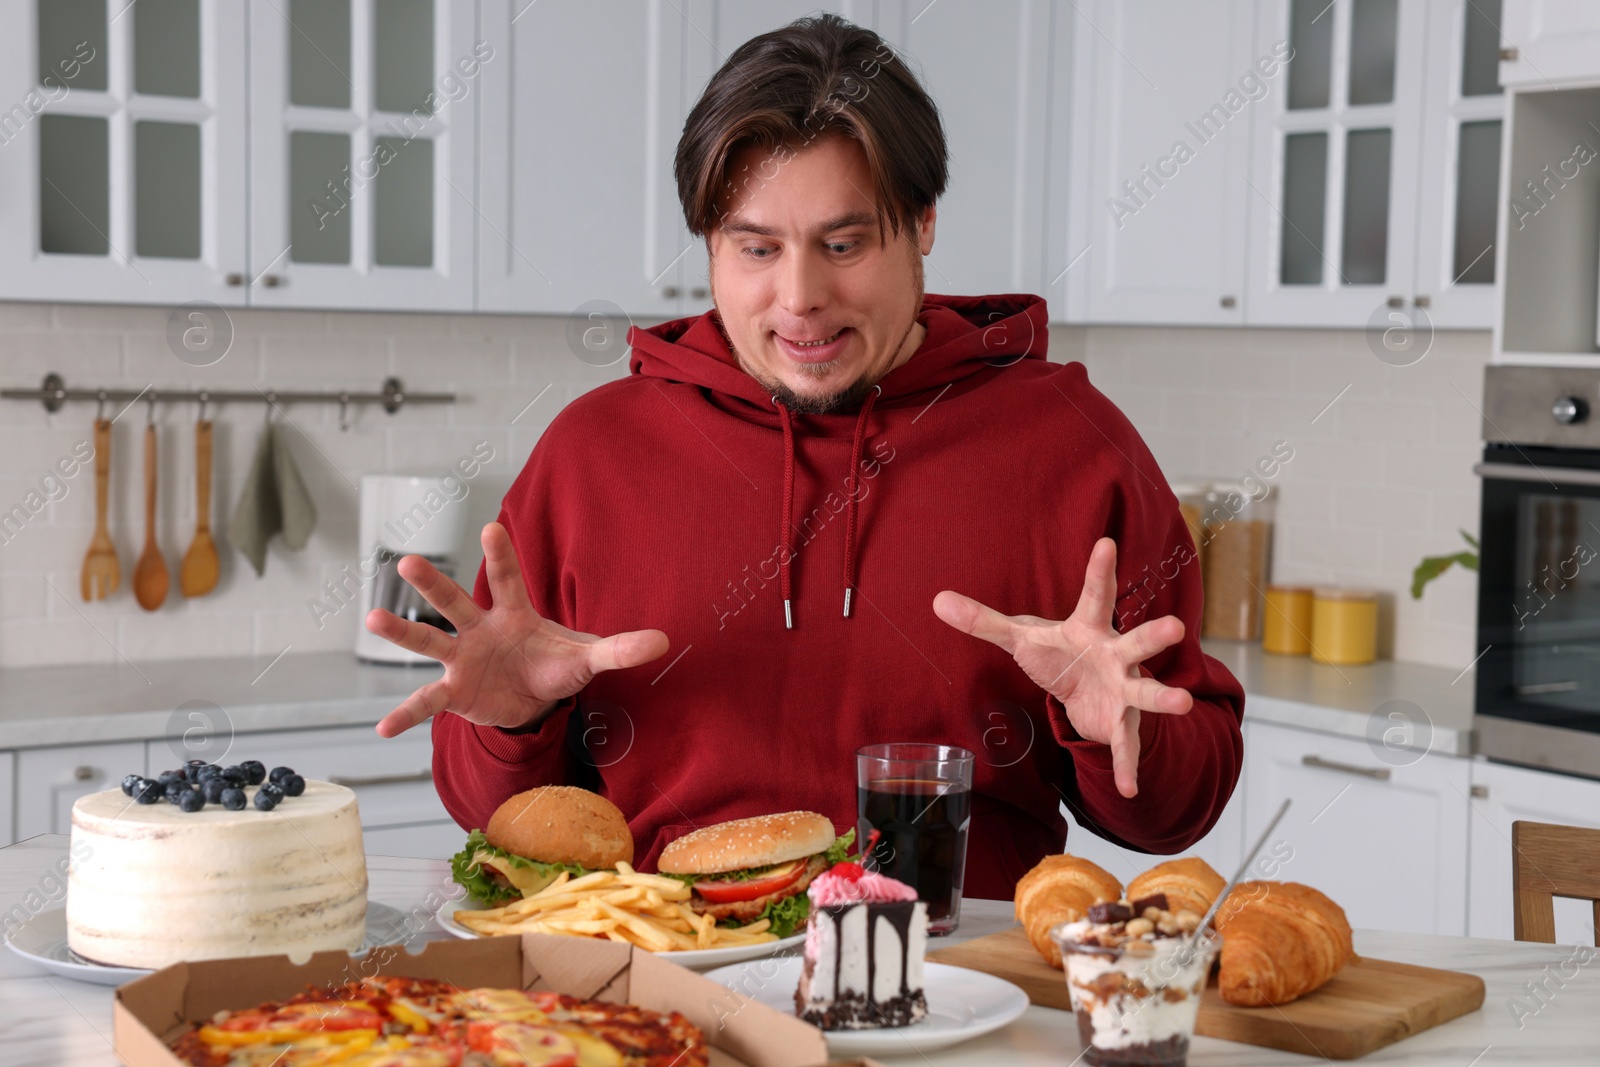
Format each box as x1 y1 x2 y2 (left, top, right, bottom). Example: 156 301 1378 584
179 419 219 596
133 421 170 610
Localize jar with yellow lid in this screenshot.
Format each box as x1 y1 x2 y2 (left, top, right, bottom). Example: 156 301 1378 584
1311 587 1379 665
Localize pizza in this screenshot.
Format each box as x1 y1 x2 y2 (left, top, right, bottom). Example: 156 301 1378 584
170 976 709 1067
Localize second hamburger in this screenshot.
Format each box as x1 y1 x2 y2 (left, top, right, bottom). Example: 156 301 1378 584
657 811 854 937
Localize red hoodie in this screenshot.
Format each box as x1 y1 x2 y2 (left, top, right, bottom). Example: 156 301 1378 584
430 294 1244 900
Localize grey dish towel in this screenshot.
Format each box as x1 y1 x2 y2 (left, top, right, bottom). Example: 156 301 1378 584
228 422 317 577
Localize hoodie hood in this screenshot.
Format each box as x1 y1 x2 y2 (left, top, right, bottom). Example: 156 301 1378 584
625 293 1050 630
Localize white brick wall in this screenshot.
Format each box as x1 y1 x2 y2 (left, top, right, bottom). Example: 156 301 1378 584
1055 324 1488 670
0 304 1486 671
0 302 630 669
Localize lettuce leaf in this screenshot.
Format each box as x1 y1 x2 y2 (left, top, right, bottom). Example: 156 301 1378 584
756 891 812 938
448 829 592 906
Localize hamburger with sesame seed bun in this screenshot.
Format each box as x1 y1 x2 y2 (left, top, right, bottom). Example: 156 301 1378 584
657 812 856 937
449 786 633 906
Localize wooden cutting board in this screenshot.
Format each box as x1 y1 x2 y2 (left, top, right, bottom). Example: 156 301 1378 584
928 926 1485 1060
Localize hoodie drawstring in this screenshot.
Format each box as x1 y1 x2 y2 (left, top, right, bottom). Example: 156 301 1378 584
772 386 881 630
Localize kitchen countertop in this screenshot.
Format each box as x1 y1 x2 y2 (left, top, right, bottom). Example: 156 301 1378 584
0 652 441 749
0 643 1471 754
2 834 1594 1065
1202 639 1476 755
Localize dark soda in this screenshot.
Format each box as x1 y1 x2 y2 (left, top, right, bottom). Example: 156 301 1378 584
857 777 971 931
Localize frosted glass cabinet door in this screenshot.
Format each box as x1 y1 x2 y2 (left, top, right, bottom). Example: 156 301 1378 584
0 0 247 305
248 0 477 311
1246 0 1427 326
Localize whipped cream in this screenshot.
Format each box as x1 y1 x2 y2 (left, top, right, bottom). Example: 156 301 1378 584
808 865 918 907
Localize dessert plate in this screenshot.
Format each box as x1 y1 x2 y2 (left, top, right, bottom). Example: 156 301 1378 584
435 897 806 970
4 902 411 987
705 957 1029 1055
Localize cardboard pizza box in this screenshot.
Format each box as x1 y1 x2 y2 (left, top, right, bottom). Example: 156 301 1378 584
112 932 830 1067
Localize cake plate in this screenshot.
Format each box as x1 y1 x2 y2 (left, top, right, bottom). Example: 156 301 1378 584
706 957 1030 1055
4 902 411 986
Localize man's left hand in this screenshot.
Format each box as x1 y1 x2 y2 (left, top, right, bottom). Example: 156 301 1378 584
932 537 1193 799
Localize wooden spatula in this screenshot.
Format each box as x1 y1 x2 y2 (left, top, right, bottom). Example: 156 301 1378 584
80 418 119 601
180 419 219 596
133 423 170 611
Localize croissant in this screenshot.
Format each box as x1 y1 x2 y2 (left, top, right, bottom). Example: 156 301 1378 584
1013 854 1122 969
1215 881 1354 1006
1127 857 1225 918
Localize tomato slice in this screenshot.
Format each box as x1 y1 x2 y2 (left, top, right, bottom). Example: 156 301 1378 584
693 859 807 904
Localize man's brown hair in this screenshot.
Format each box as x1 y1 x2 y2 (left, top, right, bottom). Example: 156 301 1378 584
674 14 947 239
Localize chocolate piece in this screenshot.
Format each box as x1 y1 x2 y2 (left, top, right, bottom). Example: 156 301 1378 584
1130 893 1170 915
1087 901 1133 924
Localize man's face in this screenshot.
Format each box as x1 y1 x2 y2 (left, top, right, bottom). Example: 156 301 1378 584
707 136 936 414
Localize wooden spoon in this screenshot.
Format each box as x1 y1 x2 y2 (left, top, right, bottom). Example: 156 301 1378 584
133 423 170 610
180 419 219 597
79 418 120 600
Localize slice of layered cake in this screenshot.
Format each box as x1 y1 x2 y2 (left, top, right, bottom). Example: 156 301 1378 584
795 861 928 1029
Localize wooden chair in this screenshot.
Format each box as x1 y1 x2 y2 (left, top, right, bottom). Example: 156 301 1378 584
1512 821 1600 946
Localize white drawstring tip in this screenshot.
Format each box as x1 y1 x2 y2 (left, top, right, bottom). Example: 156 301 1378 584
784 599 793 630
843 587 854 618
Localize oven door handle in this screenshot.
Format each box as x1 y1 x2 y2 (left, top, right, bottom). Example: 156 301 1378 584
1473 462 1600 488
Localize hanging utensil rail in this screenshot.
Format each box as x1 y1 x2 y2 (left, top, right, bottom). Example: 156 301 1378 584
0 374 454 415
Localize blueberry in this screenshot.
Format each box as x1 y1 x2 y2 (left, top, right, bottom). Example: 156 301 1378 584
177 789 206 813
220 787 246 811
203 778 228 803
183 759 208 779
195 764 221 783
268 766 294 784
253 790 279 812
241 760 267 786
220 766 247 785
157 770 184 786
281 774 306 798
258 782 285 802
121 773 142 797
164 780 191 803
134 779 163 804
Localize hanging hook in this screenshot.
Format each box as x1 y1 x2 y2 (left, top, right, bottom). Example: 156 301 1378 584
196 391 208 423
263 392 275 425
95 392 107 422
146 393 157 427
338 393 352 432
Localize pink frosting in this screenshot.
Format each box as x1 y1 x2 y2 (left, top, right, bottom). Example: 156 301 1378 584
808 868 918 906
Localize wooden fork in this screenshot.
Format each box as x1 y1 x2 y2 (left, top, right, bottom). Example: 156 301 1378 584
80 418 120 600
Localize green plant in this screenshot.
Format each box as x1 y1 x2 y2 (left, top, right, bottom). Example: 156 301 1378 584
1410 529 1479 599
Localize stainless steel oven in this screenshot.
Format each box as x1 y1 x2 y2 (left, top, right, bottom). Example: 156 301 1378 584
1475 366 1600 779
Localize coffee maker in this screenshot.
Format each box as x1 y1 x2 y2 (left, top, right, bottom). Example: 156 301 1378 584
354 474 470 665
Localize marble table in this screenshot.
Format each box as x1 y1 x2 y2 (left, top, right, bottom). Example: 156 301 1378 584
2 835 1595 1066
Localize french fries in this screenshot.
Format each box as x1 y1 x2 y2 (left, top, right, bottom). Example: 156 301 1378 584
454 862 782 952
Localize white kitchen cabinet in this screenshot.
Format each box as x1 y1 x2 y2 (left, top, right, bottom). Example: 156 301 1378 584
1064 0 1257 325
1060 758 1245 889
1466 759 1600 943
1498 0 1600 89
0 0 248 305
247 0 478 311
15 742 146 841
1244 719 1470 936
1243 0 1504 329
476 0 708 318
0 751 14 848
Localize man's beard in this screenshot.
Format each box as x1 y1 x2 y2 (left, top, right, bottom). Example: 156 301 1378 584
713 256 924 416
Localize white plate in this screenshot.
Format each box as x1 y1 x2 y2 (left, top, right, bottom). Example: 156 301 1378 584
4 903 412 987
435 896 807 971
705 957 1029 1056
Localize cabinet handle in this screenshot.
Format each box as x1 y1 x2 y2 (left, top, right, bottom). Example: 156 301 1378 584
328 770 434 788
73 765 97 782
225 273 244 286
1499 47 1518 61
1413 295 1431 308
1471 784 1489 799
1301 755 1391 780
1386 295 1404 308
690 287 709 299
1219 295 1236 309
662 286 680 298
261 274 283 288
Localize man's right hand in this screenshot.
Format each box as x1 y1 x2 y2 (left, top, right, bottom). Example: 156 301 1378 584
366 521 669 738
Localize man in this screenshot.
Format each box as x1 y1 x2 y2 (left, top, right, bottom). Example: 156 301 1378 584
367 15 1243 900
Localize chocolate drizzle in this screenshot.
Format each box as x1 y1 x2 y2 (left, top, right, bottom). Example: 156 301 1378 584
803 900 923 1029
